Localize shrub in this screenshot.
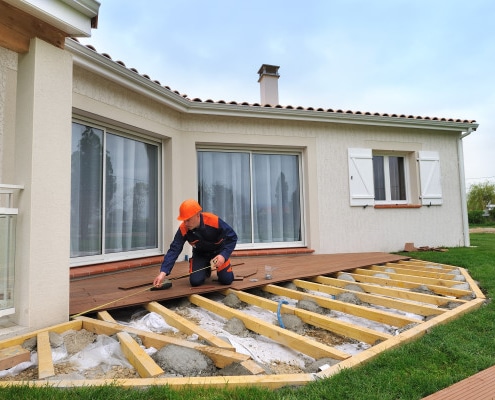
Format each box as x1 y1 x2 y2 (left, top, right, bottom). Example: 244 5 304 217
468 210 485 224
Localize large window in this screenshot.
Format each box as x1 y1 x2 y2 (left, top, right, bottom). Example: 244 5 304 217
71 121 159 262
198 150 303 247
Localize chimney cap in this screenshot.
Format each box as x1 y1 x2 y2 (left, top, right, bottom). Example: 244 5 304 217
257 64 280 78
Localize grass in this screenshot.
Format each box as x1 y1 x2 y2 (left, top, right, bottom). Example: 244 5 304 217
1 233 494 399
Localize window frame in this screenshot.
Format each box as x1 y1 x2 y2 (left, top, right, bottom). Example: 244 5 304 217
197 147 306 250
348 148 442 208
70 118 163 267
372 152 409 205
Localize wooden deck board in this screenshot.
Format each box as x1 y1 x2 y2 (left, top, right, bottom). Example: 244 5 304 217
70 252 408 316
422 365 495 400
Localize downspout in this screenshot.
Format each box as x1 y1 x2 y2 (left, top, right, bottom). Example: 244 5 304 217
459 128 473 247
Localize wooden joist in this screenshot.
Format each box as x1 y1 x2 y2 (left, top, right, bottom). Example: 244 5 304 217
116 332 164 378
352 267 467 288
0 373 316 389
189 294 351 360
145 302 236 351
0 345 30 371
77 316 250 368
224 288 392 344
338 272 472 298
312 275 466 306
373 264 459 280
37 331 55 379
293 279 445 317
316 297 486 380
262 283 422 326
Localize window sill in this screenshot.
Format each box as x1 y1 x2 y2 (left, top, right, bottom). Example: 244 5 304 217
70 255 164 279
374 204 421 209
232 248 315 257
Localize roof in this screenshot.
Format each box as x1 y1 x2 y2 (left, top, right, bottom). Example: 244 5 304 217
67 38 478 131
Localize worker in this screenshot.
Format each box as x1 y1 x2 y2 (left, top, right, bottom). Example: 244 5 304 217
153 199 238 287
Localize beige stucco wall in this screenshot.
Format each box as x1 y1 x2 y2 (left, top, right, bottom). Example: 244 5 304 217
71 55 467 255
315 125 465 253
13 38 73 330
0 46 17 185
71 57 467 255
72 67 322 253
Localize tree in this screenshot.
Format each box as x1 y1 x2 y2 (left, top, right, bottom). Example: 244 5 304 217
467 182 495 211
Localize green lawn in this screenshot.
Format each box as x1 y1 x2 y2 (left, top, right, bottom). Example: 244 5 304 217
2 233 494 400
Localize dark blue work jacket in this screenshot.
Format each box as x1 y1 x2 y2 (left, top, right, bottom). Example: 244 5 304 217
160 212 238 275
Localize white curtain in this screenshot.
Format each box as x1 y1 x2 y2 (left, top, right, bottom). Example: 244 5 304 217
252 154 300 243
198 151 301 245
198 151 251 243
105 133 158 253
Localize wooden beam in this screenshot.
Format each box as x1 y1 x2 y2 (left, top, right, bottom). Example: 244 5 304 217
316 297 486 379
260 284 421 326
37 331 55 379
77 316 249 368
0 1 67 53
145 302 235 351
293 279 445 317
459 267 485 299
240 359 266 375
224 288 392 344
0 372 316 389
0 345 30 371
116 331 164 378
0 320 82 350
398 259 456 271
311 276 466 306
372 264 458 280
338 272 472 298
352 267 464 288
97 310 116 322
189 294 350 360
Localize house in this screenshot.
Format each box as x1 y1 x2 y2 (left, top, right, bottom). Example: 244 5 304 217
0 0 478 337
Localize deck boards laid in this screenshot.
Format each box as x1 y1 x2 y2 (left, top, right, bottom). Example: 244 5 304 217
69 252 408 316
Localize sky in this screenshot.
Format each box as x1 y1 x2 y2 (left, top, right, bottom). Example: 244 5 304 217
79 0 495 188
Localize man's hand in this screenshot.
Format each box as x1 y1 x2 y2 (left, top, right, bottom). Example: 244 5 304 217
153 271 167 288
211 255 225 268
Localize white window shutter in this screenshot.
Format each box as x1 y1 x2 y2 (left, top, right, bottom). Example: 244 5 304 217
348 148 375 206
418 151 442 206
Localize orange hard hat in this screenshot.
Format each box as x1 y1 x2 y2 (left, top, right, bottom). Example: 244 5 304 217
177 199 202 221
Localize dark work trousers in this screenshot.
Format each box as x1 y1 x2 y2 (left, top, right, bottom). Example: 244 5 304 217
189 254 234 286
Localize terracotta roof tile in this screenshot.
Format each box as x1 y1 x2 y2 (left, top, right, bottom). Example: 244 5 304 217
71 39 477 125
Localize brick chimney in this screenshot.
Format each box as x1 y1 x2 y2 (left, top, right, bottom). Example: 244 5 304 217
257 64 280 106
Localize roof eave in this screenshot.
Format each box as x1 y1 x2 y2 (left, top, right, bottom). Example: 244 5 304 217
66 39 478 133
5 0 100 37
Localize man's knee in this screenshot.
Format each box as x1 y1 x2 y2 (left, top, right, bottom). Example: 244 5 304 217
190 274 205 286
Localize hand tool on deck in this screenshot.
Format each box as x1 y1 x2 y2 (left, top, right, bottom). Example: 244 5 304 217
71 265 214 318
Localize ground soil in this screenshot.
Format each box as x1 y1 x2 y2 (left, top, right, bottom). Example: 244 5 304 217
469 227 495 233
